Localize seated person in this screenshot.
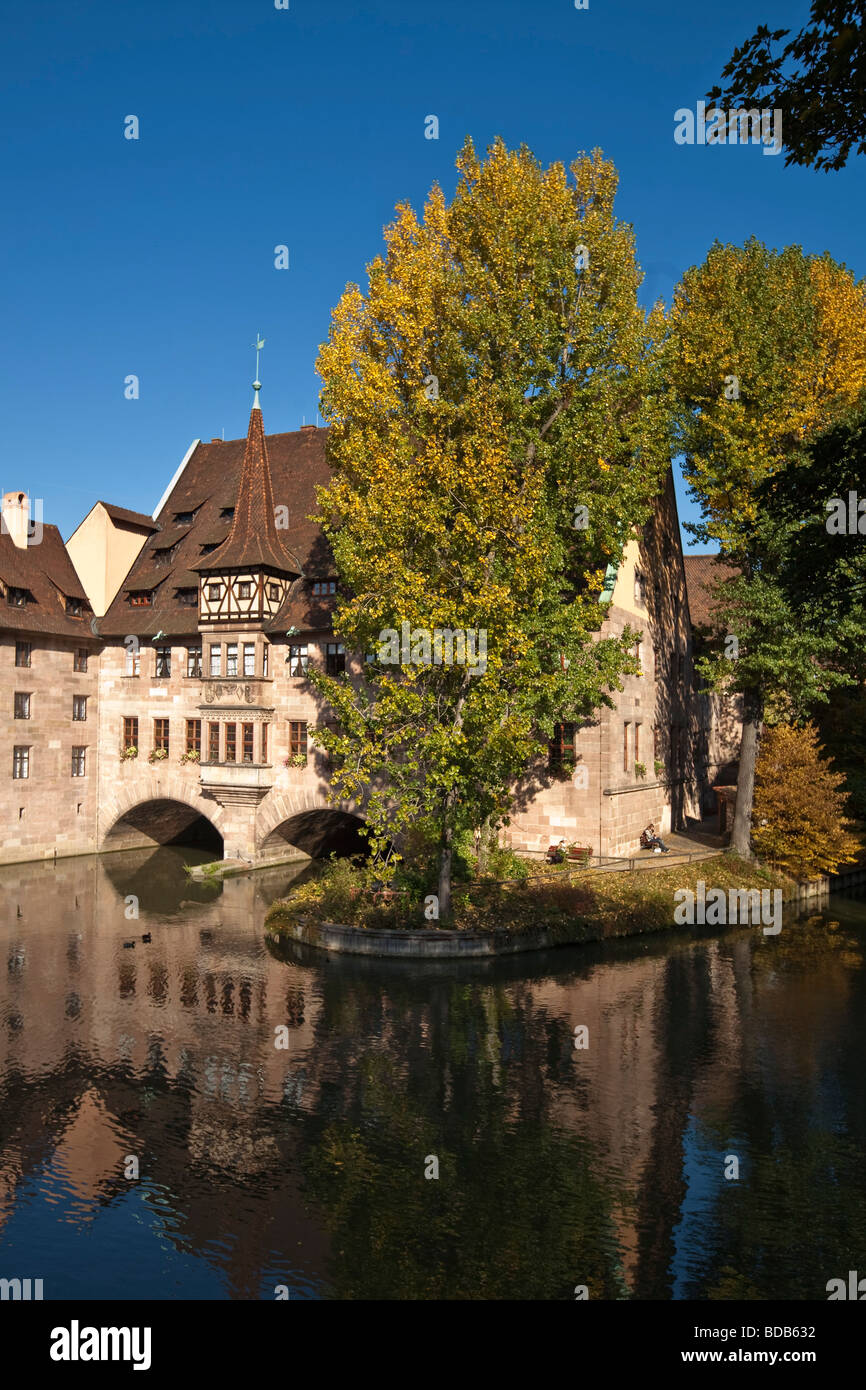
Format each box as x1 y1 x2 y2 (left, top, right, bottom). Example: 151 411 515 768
546 838 568 864
641 823 670 853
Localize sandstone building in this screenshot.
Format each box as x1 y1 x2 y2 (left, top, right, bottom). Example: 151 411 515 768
0 387 739 867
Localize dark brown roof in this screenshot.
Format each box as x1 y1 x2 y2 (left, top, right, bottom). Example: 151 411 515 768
682 554 740 630
0 526 96 639
100 420 332 637
196 405 303 575
99 502 159 531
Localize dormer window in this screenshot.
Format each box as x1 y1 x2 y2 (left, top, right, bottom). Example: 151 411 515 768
129 591 152 607
65 597 83 615
220 507 235 521
200 543 219 556
176 588 198 607
7 587 30 607
312 580 337 596
174 509 197 525
153 544 176 566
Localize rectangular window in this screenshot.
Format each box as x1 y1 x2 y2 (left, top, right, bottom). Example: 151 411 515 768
653 726 661 761
12 746 29 779
289 643 308 677
623 721 630 772
226 643 238 677
15 641 31 667
129 592 151 607
72 695 87 721
243 643 256 677
268 583 279 602
73 647 88 672
289 720 307 757
634 571 645 607
237 581 251 600
154 718 170 753
174 510 195 526
8 587 28 607
208 722 220 762
207 583 222 601
634 722 641 765
123 716 139 751
155 646 171 678
312 580 337 596
548 722 576 769
261 722 269 763
224 723 236 762
186 645 202 678
635 641 643 673
125 645 140 676
71 746 86 777
242 722 254 763
177 588 198 607
325 642 345 676
209 644 221 677
65 596 83 616
262 644 269 678
14 692 31 720
186 719 201 755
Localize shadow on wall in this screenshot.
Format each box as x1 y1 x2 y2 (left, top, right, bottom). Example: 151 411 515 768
104 799 225 856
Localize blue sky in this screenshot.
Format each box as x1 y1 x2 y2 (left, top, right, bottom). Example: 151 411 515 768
1 0 861 545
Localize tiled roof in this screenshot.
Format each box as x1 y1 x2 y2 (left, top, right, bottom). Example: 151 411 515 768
0 526 96 639
682 553 740 630
100 421 332 638
99 502 159 531
196 405 304 576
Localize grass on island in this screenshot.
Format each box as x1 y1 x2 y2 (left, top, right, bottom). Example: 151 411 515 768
264 850 793 945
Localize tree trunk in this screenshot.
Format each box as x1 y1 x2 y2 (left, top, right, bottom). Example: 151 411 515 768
730 691 764 858
438 828 453 922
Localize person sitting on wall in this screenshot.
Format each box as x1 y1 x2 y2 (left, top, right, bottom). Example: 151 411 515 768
641 823 670 853
546 838 568 864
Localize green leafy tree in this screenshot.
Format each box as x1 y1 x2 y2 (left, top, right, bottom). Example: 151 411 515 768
312 138 669 915
666 237 866 856
708 1 866 171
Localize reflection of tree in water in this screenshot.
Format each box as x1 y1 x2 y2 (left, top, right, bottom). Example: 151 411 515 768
673 922 866 1300
294 967 630 1300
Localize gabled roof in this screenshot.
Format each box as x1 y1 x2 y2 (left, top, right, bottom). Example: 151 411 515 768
196 403 303 576
99 502 160 531
682 553 740 630
0 526 95 639
100 420 332 637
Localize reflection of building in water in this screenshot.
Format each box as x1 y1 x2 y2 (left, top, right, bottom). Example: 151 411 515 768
1 852 857 1297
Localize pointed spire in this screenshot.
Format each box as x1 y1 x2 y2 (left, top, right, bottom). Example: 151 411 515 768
197 392 300 575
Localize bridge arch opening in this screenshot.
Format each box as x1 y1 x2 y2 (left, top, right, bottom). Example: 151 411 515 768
261 809 367 860
104 799 224 856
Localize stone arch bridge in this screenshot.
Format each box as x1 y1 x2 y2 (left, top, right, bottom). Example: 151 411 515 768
100 769 366 864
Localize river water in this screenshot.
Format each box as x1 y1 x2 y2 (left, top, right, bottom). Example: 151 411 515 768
1 846 865 1301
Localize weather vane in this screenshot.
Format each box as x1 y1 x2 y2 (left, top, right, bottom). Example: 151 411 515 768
252 333 265 387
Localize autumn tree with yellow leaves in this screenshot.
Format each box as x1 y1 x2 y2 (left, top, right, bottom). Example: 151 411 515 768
752 724 861 878
310 138 669 917
666 239 866 858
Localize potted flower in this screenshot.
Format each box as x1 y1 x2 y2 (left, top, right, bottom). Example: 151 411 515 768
180 749 200 764
654 759 665 779
148 747 168 763
634 760 647 779
120 745 138 761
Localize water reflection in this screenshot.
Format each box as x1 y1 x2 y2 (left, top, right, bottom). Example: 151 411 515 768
1 848 865 1300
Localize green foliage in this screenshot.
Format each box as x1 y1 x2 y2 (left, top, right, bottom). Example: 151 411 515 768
312 137 669 897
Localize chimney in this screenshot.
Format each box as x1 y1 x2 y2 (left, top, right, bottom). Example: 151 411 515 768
300 424 317 433
211 438 222 444
1 491 31 549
